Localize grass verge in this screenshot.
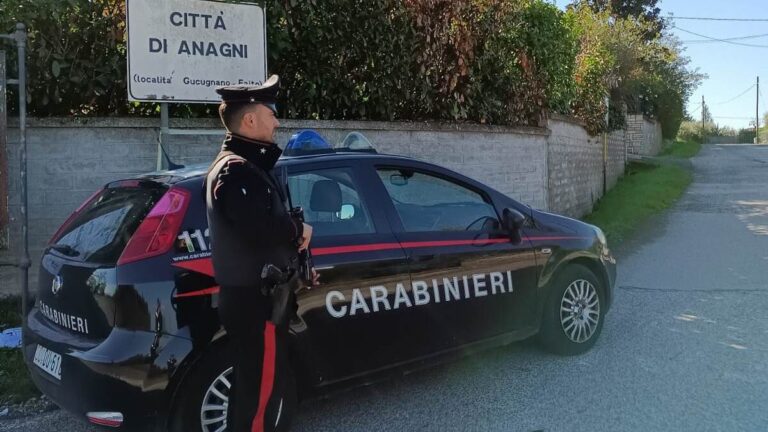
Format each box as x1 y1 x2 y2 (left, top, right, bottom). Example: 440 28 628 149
583 162 692 246
661 140 701 158
1 296 39 405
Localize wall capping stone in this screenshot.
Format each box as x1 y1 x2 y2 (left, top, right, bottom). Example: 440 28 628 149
8 117 550 136
627 113 658 125
548 113 588 128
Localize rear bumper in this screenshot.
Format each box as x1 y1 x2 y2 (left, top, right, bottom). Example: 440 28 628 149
23 307 193 430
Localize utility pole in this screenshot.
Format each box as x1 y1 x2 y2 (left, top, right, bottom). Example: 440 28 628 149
701 95 705 143
756 76 760 144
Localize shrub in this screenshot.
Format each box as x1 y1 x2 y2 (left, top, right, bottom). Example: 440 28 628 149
0 0 139 116
470 0 577 126
0 0 697 136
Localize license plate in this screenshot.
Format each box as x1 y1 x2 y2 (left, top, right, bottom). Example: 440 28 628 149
33 345 62 381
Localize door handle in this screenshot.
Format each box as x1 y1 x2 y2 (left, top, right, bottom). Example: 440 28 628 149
539 248 552 255
412 254 435 263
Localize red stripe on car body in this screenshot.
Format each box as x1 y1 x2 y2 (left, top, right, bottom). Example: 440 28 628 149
311 236 585 256
172 258 215 277
174 286 220 298
171 236 587 297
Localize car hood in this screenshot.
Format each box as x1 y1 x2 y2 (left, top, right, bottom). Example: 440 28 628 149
530 209 594 237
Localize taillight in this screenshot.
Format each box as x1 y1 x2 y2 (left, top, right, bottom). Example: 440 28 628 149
117 187 191 265
48 189 104 244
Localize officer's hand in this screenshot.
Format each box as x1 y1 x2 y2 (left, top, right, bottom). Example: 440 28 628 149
299 223 313 251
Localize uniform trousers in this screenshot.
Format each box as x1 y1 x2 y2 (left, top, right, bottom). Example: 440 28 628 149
218 285 291 432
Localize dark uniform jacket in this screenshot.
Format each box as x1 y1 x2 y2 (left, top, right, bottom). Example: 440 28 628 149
205 134 303 287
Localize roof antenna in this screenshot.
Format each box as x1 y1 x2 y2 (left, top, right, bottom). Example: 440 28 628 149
161 142 185 170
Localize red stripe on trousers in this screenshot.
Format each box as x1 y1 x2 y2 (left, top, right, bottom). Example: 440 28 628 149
252 321 277 432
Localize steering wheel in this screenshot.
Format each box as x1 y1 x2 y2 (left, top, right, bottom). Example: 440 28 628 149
465 216 495 231
428 211 444 231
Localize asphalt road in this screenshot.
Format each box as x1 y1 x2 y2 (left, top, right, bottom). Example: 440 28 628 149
3 143 767 432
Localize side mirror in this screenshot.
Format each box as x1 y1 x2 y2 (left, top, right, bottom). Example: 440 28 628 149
502 208 526 243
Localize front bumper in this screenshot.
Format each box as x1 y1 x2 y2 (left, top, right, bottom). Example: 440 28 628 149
23 307 193 430
601 254 617 310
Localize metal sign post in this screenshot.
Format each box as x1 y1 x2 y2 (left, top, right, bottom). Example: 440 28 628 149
0 24 29 338
0 51 8 250
125 0 267 169
156 102 223 171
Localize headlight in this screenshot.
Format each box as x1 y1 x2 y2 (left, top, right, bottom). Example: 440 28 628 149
592 225 610 255
593 226 607 246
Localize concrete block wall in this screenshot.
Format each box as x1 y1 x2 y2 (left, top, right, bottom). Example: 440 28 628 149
546 116 627 218
607 128 627 191
1 115 633 296
626 114 662 156
2 118 549 296
547 116 602 217
282 121 549 209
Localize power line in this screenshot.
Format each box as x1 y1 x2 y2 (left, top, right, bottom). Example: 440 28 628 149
674 27 768 48
689 102 703 115
668 16 768 22
682 32 768 44
715 84 756 105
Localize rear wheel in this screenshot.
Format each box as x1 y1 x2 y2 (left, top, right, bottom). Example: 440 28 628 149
538 264 605 355
169 345 297 432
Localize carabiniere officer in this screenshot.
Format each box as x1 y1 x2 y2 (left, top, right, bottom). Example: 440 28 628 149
205 75 313 432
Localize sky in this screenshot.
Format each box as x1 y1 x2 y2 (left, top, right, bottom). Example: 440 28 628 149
553 0 768 130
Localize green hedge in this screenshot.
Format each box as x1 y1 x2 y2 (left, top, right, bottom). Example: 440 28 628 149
0 0 696 134
0 0 576 126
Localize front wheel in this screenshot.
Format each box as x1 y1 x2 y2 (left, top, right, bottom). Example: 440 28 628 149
538 264 605 355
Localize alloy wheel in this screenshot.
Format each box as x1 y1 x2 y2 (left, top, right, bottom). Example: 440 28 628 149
559 279 600 343
200 366 233 432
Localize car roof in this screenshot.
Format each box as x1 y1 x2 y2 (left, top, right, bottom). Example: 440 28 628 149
140 152 419 183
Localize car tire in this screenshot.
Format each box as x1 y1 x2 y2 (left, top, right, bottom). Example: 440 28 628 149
538 264 605 356
169 343 298 432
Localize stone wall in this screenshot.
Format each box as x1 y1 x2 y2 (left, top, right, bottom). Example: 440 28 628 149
2 118 551 296
546 115 627 217
1 115 638 296
626 114 662 156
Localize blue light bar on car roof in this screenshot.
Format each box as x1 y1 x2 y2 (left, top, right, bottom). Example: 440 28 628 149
283 130 378 156
284 130 333 156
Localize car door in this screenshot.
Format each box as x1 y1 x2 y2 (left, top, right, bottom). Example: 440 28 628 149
371 161 540 351
285 161 436 385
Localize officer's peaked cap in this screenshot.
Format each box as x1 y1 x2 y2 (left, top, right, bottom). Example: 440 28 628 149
215 75 279 105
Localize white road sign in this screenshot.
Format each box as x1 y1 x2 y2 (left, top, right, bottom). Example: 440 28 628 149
126 0 266 103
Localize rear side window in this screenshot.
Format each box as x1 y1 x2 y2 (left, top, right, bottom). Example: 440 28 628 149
288 168 375 237
52 187 164 264
377 168 498 232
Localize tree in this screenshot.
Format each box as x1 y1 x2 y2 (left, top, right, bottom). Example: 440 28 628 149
566 4 702 136
738 128 756 143
579 0 665 39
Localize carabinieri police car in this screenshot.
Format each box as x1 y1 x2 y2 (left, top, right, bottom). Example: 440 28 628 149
23 132 616 431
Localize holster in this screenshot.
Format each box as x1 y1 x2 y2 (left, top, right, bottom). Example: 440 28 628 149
267 270 300 327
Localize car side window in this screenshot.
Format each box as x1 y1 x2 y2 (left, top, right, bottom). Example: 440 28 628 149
288 168 375 237
376 168 499 232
